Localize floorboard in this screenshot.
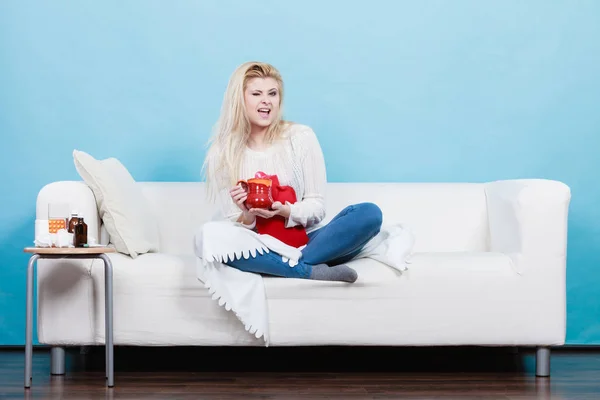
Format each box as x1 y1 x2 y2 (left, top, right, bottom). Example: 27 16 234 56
1 346 599 399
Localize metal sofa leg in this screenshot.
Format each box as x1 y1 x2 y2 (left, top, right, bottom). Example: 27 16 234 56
536 346 551 377
50 346 65 375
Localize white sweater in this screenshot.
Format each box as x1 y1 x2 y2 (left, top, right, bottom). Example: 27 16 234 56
213 123 328 233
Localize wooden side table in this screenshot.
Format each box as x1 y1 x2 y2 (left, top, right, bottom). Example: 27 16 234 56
23 247 116 388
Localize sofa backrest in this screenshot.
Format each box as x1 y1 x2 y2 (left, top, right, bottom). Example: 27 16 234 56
137 182 490 256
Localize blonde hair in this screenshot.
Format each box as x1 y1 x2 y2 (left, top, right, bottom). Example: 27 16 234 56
203 61 287 198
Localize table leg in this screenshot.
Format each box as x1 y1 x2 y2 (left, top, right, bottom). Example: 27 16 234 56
100 254 114 387
24 254 39 388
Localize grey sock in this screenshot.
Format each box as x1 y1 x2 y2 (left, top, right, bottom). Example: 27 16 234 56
309 263 358 283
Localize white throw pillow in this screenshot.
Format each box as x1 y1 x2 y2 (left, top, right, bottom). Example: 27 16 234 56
73 149 160 258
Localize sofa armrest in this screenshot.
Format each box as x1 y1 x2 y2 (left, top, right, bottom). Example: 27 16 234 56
484 179 571 258
36 181 101 243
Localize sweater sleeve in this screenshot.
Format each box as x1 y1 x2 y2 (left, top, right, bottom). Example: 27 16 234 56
208 149 256 229
285 126 327 229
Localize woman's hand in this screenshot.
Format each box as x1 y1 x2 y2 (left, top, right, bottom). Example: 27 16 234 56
230 185 256 226
249 202 291 219
230 185 250 212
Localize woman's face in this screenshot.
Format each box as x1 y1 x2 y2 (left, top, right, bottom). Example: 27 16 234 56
244 77 280 131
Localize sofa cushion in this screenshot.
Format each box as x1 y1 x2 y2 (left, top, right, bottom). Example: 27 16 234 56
323 183 490 252
73 150 160 258
104 253 208 296
264 252 551 347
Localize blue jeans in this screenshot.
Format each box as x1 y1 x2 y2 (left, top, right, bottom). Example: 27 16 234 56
226 202 383 279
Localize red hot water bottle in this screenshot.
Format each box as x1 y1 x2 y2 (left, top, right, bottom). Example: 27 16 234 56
254 173 309 248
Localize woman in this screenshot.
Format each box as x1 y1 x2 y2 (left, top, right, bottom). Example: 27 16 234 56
201 61 382 283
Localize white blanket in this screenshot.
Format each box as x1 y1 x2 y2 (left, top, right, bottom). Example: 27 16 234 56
194 220 415 345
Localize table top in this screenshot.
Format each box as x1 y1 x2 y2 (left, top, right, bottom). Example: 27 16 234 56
24 247 117 255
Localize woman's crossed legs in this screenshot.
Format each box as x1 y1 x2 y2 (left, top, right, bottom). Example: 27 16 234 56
226 202 382 282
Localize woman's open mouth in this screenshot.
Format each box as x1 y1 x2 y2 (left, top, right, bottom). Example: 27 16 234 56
258 108 271 119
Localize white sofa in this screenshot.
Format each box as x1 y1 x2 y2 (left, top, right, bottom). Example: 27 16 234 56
34 178 571 376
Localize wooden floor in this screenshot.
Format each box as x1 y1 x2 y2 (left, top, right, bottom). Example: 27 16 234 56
1 346 600 399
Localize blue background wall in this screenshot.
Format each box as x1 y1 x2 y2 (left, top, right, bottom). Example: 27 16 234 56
1 1 599 345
